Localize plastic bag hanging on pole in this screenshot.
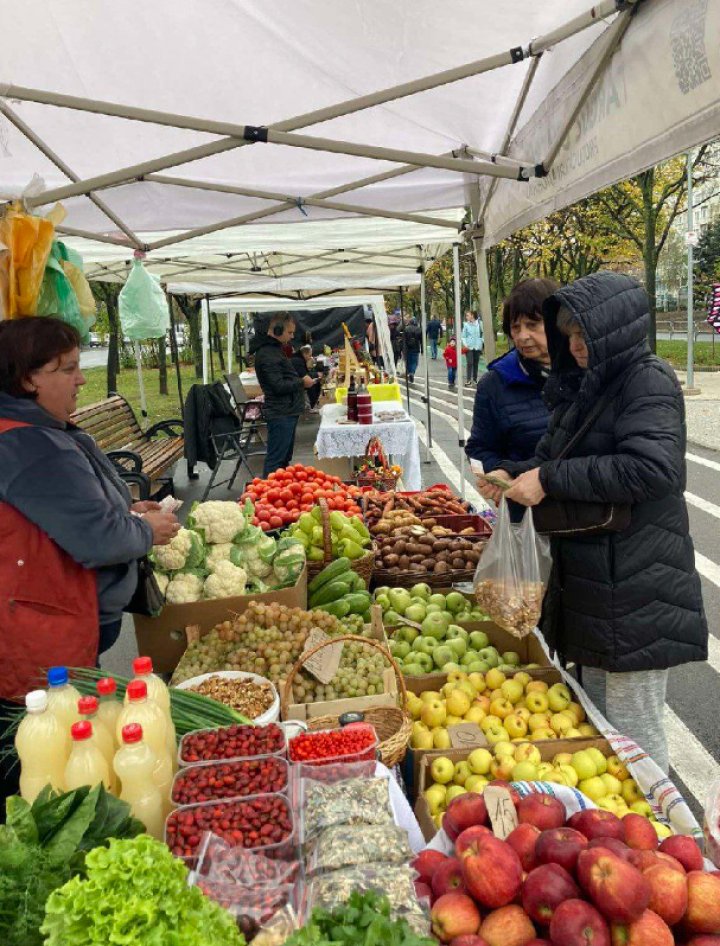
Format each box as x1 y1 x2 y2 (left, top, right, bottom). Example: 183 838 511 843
0 203 56 318
36 241 88 342
118 258 169 340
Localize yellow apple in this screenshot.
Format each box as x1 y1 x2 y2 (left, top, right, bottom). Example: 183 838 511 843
565 727 584 738
406 693 424 719
571 750 597 781
512 761 538 781
489 688 503 703
445 714 463 726
578 723 599 737
446 689 472 717
601 773 622 795
430 756 455 785
586 748 608 775
485 668 506 690
490 756 515 780
553 752 573 767
596 795 619 814
514 707 531 723
457 681 477 701
558 764 579 787
454 761 472 786
513 671 531 689
501 679 525 705
467 747 493 775
550 712 574 735
467 672 487 694
465 775 489 793
514 743 541 766
567 701 586 724
480 714 502 732
424 783 447 813
525 692 550 714
546 771 570 786
493 740 515 758
530 728 557 741
621 779 644 805
525 680 549 694
528 712 552 732
606 756 630 781
475 694 491 713
463 705 486 725
485 724 510 746
411 729 435 750
489 697 514 720
536 762 555 780
446 785 467 803
630 800 653 818
432 726 451 749
433 811 444 829
504 713 529 739
579 776 607 802
421 699 447 729
420 690 442 703
547 683 572 713
652 822 673 839
446 669 468 684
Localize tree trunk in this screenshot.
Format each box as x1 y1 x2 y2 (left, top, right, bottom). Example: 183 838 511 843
158 332 168 395
212 313 226 374
178 296 203 379
639 169 658 353
106 295 120 395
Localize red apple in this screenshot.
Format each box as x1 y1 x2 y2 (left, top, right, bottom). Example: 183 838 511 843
536 827 588 873
526 941 552 946
684 871 720 934
522 863 580 925
576 848 650 923
449 937 490 946
455 825 493 859
685 938 720 945
479 905 536 946
609 908 673 946
658 835 704 873
414 879 433 903
643 862 688 925
549 899 611 946
620 813 658 852
506 823 541 872
627 848 685 875
411 849 449 885
432 857 467 898
517 794 566 832
444 793 489 841
588 837 633 862
431 892 482 943
570 810 624 843
459 831 523 908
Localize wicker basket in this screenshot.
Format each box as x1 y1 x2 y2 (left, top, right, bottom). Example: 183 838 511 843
280 633 412 768
371 556 487 590
307 497 375 585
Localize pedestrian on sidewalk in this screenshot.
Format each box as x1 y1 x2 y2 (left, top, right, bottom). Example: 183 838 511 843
426 314 443 360
442 336 466 388
461 310 484 386
479 271 708 773
400 315 423 383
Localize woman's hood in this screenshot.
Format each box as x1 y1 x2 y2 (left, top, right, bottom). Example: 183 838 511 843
542 271 651 406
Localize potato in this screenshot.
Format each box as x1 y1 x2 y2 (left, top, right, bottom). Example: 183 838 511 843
398 555 411 569
451 557 466 570
409 554 425 564
434 561 450 574
465 550 481 564
436 551 450 563
394 539 407 554
433 539 451 552
383 553 399 567
422 558 435 570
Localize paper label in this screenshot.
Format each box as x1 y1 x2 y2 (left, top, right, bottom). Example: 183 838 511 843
484 785 519 840
301 629 344 684
185 624 201 645
448 723 487 749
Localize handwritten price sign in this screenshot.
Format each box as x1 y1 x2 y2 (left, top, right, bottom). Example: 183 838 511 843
484 785 519 840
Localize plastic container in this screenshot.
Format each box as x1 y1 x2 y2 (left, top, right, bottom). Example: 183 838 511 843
46 666 81 736
287 724 379 767
96 677 123 748
174 671 280 726
64 721 111 791
178 722 286 767
128 656 177 761
15 689 67 801
78 695 116 791
113 723 165 838
116 679 175 800
164 791 296 865
171 755 289 806
336 383 401 404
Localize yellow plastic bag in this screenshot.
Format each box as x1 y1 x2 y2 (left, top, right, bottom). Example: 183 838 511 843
0 204 55 317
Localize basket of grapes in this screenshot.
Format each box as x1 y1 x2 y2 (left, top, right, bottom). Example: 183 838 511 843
280 634 412 768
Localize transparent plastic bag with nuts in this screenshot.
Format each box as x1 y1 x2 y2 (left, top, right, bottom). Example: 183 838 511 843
472 498 551 638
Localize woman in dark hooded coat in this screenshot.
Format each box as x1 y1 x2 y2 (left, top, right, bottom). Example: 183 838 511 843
480 271 707 773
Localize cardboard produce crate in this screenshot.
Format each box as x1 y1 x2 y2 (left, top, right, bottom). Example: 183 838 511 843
414 736 615 840
133 567 308 673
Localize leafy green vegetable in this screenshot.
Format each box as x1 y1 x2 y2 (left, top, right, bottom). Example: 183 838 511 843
41 835 245 946
284 891 433 946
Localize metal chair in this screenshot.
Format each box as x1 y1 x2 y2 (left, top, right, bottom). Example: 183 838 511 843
200 401 268 502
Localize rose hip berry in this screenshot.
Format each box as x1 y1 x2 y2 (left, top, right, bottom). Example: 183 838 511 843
179 723 285 764
288 724 376 765
172 757 288 805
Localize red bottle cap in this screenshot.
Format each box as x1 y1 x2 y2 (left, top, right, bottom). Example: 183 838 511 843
71 721 92 741
122 723 143 744
133 656 153 675
78 696 99 715
96 677 117 696
126 680 148 701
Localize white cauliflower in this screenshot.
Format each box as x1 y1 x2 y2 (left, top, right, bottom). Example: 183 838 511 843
152 527 205 572
247 558 273 578
155 572 170 599
206 543 234 571
188 501 247 544
165 571 204 604
203 560 248 599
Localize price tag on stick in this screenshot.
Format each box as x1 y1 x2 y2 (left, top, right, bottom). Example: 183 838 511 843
484 785 519 840
301 629 344 684
448 723 487 749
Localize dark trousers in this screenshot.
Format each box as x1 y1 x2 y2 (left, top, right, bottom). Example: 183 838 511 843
467 349 481 382
264 415 300 476
429 338 439 359
406 350 420 379
447 366 456 385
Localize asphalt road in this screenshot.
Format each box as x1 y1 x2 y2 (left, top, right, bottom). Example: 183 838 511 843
80 346 109 369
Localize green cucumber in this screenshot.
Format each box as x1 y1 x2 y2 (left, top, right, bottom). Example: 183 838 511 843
310 579 353 607
342 591 372 614
307 557 352 595
318 598 352 618
348 571 366 593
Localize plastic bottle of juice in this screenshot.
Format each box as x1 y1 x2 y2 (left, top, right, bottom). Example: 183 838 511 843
96 677 123 748
64 721 111 791
46 666 81 739
78 696 117 792
116 680 173 809
15 690 67 801
128 657 177 765
113 723 165 839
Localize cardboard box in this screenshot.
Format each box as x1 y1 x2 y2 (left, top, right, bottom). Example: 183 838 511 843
312 455 353 480
414 736 615 840
133 567 308 673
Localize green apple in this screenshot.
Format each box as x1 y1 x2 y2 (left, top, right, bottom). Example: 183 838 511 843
421 612 450 640
402 662 424 676
498 664 518 674
396 625 419 644
390 640 411 660
470 609 488 620
446 625 468 641
374 585 391 598
466 661 489 673
388 587 412 615
432 644 455 669
447 637 467 658
430 756 455 785
468 630 490 650
374 593 390 611
455 611 473 623
412 636 436 655
404 603 427 623
478 646 500 668
442 661 462 673
502 651 521 666
384 610 402 627
445 591 468 614
410 582 432 601
425 603 443 615
429 593 447 609
413 652 434 674
461 652 480 667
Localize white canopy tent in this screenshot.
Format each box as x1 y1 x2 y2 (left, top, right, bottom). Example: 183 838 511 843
2 0 719 493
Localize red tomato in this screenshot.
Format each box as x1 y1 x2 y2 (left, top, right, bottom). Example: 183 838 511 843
257 509 270 522
246 491 257 503
296 471 308 481
280 489 293 503
289 483 303 495
266 488 281 502
301 492 314 505
286 500 299 511
252 517 260 526
259 521 270 532
269 515 283 529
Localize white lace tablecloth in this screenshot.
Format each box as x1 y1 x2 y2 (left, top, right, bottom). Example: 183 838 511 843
315 400 422 490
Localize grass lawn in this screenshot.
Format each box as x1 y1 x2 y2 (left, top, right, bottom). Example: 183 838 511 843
79 364 200 426
492 337 719 369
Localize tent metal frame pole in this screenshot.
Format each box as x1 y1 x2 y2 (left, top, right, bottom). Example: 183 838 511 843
419 255 433 459
474 242 496 363
453 244 466 499
55 225 135 248
166 291 185 421
542 7 635 172
201 296 210 384
227 311 236 374
0 101 143 249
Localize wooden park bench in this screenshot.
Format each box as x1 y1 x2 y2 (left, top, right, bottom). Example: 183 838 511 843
71 394 184 499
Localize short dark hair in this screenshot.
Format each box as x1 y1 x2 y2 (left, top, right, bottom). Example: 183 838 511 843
0 317 81 399
502 278 560 337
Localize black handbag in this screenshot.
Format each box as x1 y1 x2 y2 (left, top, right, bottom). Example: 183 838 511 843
532 378 632 537
125 555 165 617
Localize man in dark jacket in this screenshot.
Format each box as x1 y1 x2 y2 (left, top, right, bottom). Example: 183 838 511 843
426 316 443 360
489 272 707 772
251 314 318 475
399 316 423 381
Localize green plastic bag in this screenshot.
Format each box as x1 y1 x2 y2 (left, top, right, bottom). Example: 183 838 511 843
118 259 169 340
36 241 88 342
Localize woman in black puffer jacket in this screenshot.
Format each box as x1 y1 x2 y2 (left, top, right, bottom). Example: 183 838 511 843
484 272 707 773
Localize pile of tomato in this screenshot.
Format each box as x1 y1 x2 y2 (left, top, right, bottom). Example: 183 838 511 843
242 464 364 531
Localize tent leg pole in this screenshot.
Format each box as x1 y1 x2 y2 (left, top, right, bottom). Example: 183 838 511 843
134 342 148 419
167 292 185 420
473 238 496 364
453 245 466 499
201 297 209 385
420 255 433 459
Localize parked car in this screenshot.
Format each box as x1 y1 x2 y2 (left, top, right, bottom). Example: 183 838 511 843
88 332 102 348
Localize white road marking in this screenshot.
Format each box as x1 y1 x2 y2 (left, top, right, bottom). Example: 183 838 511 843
413 421 485 508
685 491 720 521
687 451 720 474
664 705 717 811
695 551 720 589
